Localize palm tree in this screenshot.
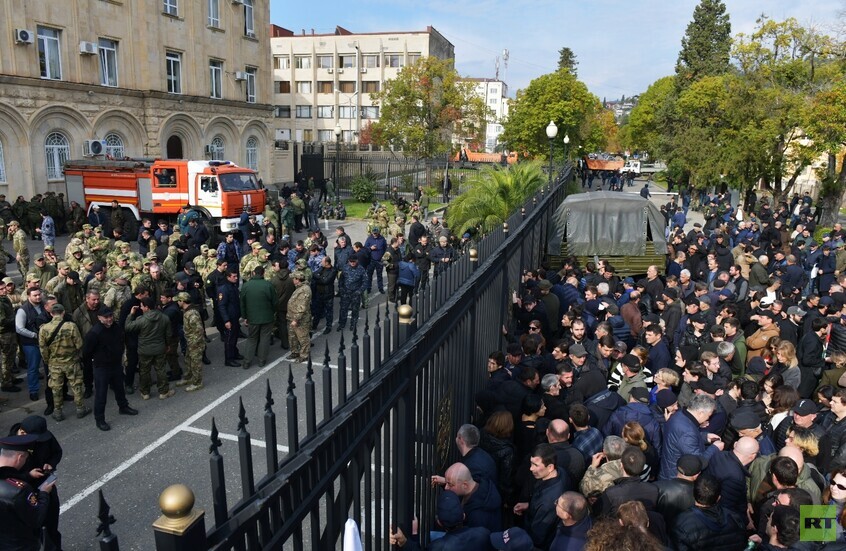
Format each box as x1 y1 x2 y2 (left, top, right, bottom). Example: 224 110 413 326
445 161 546 237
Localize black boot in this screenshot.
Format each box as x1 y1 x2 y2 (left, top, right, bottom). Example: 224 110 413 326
202 353 211 365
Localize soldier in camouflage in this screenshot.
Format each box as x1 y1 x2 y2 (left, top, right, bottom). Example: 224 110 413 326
0 282 18 391
8 220 29 275
39 303 91 421
287 271 312 362
176 291 205 391
103 273 132 314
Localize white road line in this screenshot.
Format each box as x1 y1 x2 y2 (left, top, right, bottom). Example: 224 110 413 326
59 359 285 515
180 426 289 453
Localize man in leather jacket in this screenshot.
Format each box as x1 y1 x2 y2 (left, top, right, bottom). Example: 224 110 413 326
653 454 700 526
0 434 55 550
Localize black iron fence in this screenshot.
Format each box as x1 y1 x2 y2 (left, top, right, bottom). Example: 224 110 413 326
97 165 572 550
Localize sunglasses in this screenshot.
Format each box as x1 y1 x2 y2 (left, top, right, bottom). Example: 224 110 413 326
833 481 846 491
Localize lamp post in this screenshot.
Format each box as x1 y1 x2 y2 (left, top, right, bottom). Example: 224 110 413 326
563 134 570 161
334 123 342 187
545 120 558 187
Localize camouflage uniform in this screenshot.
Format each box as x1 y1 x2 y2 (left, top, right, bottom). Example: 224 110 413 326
181 301 205 389
10 225 29 274
0 293 16 386
579 459 624 496
337 261 367 329
162 247 178 278
87 232 109 263
103 276 132 314
39 314 88 418
0 219 7 260
287 274 312 360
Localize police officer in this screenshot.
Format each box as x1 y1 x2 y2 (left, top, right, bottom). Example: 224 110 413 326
0 434 55 550
206 258 229 338
218 269 242 367
337 255 366 331
38 303 90 422
287 271 312 362
81 306 138 431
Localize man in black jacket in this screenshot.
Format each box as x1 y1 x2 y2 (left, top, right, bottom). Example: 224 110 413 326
81 306 138 431
546 419 586 485
653 454 700 525
598 446 659 517
798 318 827 376
514 444 567 549
671 474 746 551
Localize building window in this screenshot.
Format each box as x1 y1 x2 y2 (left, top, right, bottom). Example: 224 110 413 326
362 54 380 68
274 105 291 118
407 53 421 65
339 106 355 119
274 56 290 70
246 137 258 171
317 55 333 69
361 106 379 119
45 132 69 181
317 81 333 94
488 98 498 104
166 51 182 94
104 133 125 159
243 0 255 37
209 60 223 98
317 106 333 119
317 130 332 142
296 105 312 118
245 67 257 103
337 81 355 93
207 0 220 27
343 130 355 143
163 0 178 16
37 27 62 80
0 142 5 183
210 135 225 159
98 38 118 87
339 55 356 68
295 56 311 69
385 54 403 68
275 81 291 93
296 81 312 94
361 81 380 94
302 129 313 142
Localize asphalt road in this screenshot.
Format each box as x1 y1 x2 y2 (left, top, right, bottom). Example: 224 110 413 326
0 216 388 551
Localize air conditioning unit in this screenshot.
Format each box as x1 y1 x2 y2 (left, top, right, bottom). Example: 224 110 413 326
79 41 98 55
360 68 367 73
327 68 333 74
204 145 214 156
14 29 34 44
234 71 248 81
83 140 106 157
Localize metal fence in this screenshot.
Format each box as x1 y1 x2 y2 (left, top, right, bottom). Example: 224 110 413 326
97 164 572 551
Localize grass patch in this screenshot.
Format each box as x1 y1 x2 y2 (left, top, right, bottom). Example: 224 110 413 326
341 199 449 219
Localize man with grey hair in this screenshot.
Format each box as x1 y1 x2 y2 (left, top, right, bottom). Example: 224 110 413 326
431 424 497 485
580 435 627 495
749 255 770 292
660 394 723 480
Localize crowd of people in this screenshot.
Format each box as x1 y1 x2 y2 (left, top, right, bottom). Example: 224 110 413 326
389 190 846 550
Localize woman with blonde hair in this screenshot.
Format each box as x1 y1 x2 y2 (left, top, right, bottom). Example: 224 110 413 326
650 368 680 404
785 425 819 461
622 421 659 481
775 340 800 390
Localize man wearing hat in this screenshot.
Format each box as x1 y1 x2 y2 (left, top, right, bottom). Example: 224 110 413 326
0 434 55 549
0 279 20 393
82 306 138 431
175 292 205 391
730 410 776 455
38 303 90 421
177 204 199 235
745 310 781 365
653 454 701 524
286 271 312 363
337 254 367 331
490 527 538 551
8 220 29 274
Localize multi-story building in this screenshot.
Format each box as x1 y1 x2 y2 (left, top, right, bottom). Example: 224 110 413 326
270 25 454 146
464 78 509 152
0 0 278 197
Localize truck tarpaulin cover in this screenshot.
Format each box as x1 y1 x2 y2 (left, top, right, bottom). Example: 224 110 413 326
546 191 668 256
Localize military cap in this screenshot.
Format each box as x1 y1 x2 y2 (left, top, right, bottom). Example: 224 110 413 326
67 271 80 282
82 224 93 230
94 226 103 233
0 434 38 452
174 292 191 302
120 242 131 249
117 254 130 262
200 244 209 252
34 253 45 261
142 260 152 267
1 277 13 285
206 249 216 257
292 270 308 280
115 272 131 282
44 245 54 252
83 258 95 267
8 220 18 226
131 261 143 270
296 258 307 266
18 415 52 442
50 303 65 315
258 250 270 259
25 272 39 282
114 240 126 248
251 242 263 251
57 261 68 270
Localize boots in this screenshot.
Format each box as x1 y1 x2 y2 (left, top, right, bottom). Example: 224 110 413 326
76 406 91 419
52 409 65 422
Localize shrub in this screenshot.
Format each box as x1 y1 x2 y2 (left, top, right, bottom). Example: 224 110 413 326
350 169 378 202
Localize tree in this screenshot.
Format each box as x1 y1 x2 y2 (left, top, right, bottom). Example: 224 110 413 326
445 162 546 236
622 76 675 156
675 0 732 88
500 70 603 159
807 79 846 225
557 47 578 76
370 57 490 177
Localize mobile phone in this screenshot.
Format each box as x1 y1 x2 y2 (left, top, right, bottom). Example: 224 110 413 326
39 473 57 490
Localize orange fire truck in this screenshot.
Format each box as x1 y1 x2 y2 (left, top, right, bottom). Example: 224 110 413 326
63 158 266 234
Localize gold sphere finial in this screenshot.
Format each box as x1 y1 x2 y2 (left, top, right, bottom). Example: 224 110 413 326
397 304 413 321
159 484 195 519
469 248 478 261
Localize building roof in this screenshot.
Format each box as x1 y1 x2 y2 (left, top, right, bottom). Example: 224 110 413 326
270 25 452 47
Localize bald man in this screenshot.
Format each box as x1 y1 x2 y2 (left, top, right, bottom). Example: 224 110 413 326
748 445 821 508
442 462 502 532
704 436 759 519
546 419 587 484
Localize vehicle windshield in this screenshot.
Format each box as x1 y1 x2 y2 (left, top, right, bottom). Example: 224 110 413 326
218 172 260 192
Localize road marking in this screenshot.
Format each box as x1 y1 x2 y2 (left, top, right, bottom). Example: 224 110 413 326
59 358 285 515
181 426 289 453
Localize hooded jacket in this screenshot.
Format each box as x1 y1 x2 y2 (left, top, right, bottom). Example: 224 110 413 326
124 308 170 356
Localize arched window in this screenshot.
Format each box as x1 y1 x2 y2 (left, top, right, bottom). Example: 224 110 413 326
104 133 125 159
45 132 69 181
246 136 258 171
0 141 6 183
210 135 225 159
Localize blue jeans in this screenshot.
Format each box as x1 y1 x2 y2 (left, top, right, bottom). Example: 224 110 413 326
22 344 42 394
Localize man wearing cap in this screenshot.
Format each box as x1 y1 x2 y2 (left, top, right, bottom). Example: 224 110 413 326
745 310 781 365
240 265 277 369
653 454 701 525
39 303 90 421
8 220 29 275
286 271 312 362
0 280 19 393
605 386 662 454
0 434 56 549
731 410 776 455
82 306 138 431
337 254 366 331
175 292 205 391
125 297 173 400
177 204 199 235
218 269 242 367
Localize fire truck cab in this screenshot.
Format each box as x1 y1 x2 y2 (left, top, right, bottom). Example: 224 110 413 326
64 158 266 234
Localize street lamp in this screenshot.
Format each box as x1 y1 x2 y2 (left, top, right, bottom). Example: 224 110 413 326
563 134 570 161
546 120 558 187
334 123 342 186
